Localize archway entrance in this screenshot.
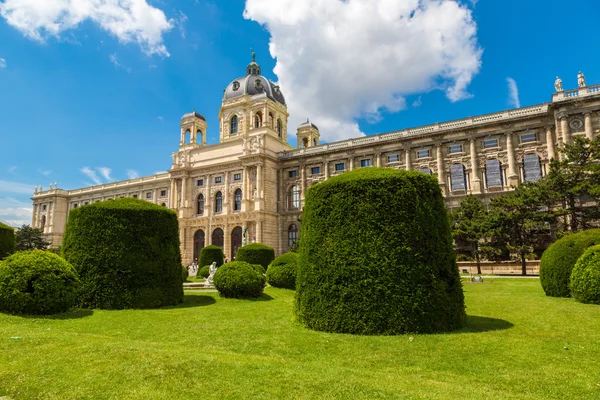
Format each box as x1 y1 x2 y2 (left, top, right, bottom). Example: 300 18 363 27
212 228 224 248
193 230 205 262
231 226 242 260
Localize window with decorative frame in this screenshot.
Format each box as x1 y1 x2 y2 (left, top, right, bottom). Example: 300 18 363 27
287 186 300 210
448 144 463 154
234 189 242 211
387 154 400 163
335 162 345 171
288 170 297 178
417 149 431 159
520 132 537 144
233 173 242 181
160 190 167 197
197 194 205 215
215 191 223 213
311 166 321 175
360 159 371 168
482 138 498 149
288 224 299 249
197 179 204 187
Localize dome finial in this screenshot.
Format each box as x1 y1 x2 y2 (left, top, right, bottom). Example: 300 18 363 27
251 48 256 62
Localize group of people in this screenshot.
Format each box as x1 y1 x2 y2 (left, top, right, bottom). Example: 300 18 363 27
187 260 199 275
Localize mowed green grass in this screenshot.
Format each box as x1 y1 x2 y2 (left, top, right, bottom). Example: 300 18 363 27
1 279 600 400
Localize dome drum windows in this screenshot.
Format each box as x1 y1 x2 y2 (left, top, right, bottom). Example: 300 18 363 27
230 115 239 135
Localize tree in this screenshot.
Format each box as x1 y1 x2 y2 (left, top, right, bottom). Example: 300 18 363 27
487 183 555 275
450 195 487 274
15 225 49 251
545 135 600 232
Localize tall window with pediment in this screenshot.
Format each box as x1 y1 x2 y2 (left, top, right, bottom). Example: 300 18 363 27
197 194 205 215
287 186 300 210
234 189 242 211
230 115 238 135
215 191 223 213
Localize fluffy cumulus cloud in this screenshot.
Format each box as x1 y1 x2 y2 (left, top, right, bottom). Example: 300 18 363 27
244 0 482 142
0 0 173 56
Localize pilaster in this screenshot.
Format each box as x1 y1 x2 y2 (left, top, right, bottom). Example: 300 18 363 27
506 132 519 186
546 126 556 160
436 144 446 196
469 138 482 194
585 112 593 140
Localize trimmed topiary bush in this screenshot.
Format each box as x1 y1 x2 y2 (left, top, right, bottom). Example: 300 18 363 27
0 250 80 315
295 167 466 335
182 266 189 282
0 222 15 260
198 265 210 278
61 198 183 309
235 243 275 269
540 229 600 297
250 263 266 275
213 261 265 298
266 252 299 289
199 245 224 268
570 244 600 304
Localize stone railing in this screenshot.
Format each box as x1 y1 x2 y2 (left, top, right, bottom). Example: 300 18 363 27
278 103 549 160
552 84 600 102
35 173 171 197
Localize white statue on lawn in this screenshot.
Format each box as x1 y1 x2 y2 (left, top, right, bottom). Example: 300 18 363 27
206 261 217 285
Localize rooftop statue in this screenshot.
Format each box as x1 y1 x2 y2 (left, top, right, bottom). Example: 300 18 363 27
554 76 563 92
578 71 586 88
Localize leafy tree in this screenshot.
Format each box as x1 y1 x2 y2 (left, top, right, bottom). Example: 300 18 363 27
15 225 49 251
487 183 555 275
450 195 488 274
546 136 600 232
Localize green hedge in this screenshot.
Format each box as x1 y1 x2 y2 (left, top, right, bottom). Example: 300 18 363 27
250 264 266 275
213 261 265 298
61 198 183 309
235 243 275 269
198 265 210 278
182 266 189 282
295 167 466 335
199 245 224 268
0 222 15 260
266 253 299 289
0 250 80 315
570 244 600 304
540 229 600 297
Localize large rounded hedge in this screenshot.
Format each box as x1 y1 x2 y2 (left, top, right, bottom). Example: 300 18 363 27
61 198 183 309
199 245 224 268
570 245 600 304
198 265 210 278
0 250 80 315
295 167 466 335
235 243 275 269
266 252 299 289
540 229 600 297
213 261 265 298
0 222 15 260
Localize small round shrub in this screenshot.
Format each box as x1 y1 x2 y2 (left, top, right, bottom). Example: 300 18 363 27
0 250 80 315
198 265 210 278
235 243 275 269
295 167 466 335
182 266 189 282
250 263 266 275
0 222 15 260
266 253 299 289
199 245 224 268
61 198 183 309
570 245 600 304
540 229 600 297
213 261 265 298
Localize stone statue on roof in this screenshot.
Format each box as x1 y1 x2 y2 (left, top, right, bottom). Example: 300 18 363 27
578 71 586 88
250 48 256 62
554 76 563 92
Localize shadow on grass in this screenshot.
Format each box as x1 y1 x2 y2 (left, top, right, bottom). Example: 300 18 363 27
455 315 514 333
168 294 217 309
18 309 94 320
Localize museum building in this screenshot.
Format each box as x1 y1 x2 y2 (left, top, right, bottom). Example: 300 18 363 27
31 57 600 264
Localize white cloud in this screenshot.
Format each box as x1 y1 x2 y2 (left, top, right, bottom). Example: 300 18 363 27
412 96 422 108
0 197 32 227
0 0 173 56
174 11 187 39
0 180 35 194
244 0 482 142
97 167 112 181
127 169 139 179
80 167 102 185
39 169 52 176
109 53 131 73
507 77 520 108
0 58 6 68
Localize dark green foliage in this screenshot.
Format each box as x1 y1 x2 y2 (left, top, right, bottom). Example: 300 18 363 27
199 245 224 268
15 224 49 251
449 195 488 274
235 243 275 269
570 245 600 304
540 229 600 297
295 167 466 335
0 222 15 260
266 253 299 289
61 198 183 309
213 261 265 298
250 263 266 275
0 250 80 315
182 266 189 282
198 265 210 278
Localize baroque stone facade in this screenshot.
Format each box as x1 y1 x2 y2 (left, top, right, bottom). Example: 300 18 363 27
32 64 600 265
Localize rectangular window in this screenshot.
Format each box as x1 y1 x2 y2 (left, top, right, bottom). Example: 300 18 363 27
485 159 503 187
419 168 432 175
288 170 298 178
448 144 463 154
234 173 242 181
214 176 222 184
450 164 467 191
197 179 204 187
360 159 371 168
335 163 345 171
132 194 138 199
73 203 78 208
146 192 152 199
42 204 47 211
482 138 498 149
417 149 430 159
387 154 399 163
523 154 542 182
311 166 321 175
521 132 537 144
160 190 167 197
84 201 89 205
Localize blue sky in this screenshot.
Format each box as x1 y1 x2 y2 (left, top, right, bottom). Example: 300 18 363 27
0 0 598 226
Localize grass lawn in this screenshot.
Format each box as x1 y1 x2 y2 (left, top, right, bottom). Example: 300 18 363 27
1 279 599 399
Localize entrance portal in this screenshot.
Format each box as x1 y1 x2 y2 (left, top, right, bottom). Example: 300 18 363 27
193 230 205 261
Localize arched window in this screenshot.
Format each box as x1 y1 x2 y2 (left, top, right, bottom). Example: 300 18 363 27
313 139 317 146
212 228 224 248
234 189 242 211
41 215 46 231
193 230 205 261
230 115 238 135
277 119 283 137
185 130 191 144
254 111 263 128
287 185 300 210
215 191 223 213
302 138 308 148
197 194 205 215
196 130 203 144
288 224 299 249
269 112 275 128
231 226 242 259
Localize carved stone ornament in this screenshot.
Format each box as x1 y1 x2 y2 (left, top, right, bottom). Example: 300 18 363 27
232 81 240 91
568 116 585 133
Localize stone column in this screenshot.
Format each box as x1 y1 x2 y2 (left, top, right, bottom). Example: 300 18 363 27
376 153 382 167
561 116 571 146
169 180 176 208
546 126 556 160
469 139 482 194
242 166 249 211
256 163 263 210
206 175 212 218
300 164 306 201
32 204 38 227
223 223 230 261
506 132 519 186
405 149 412 171
349 157 354 171
324 161 329 179
224 172 230 214
436 144 446 195
585 112 594 140
256 220 263 243
182 176 189 209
